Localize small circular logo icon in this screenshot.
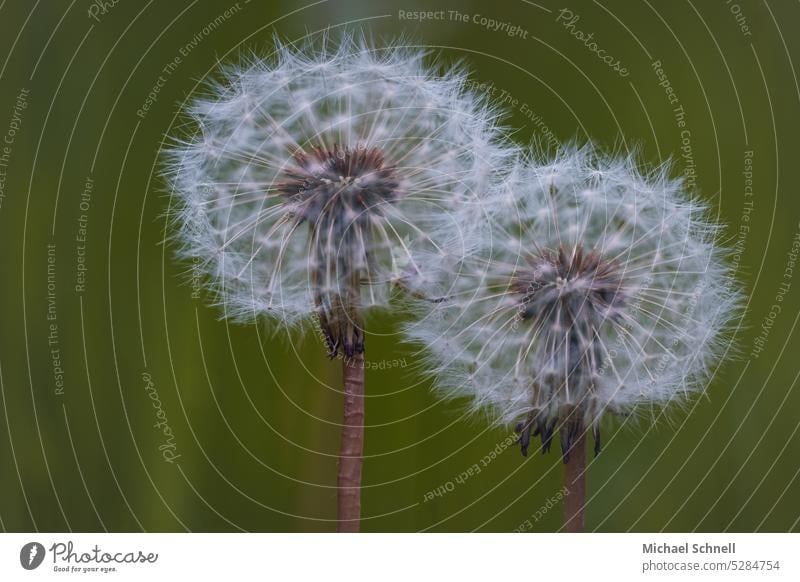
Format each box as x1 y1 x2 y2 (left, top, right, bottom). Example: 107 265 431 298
20 542 45 570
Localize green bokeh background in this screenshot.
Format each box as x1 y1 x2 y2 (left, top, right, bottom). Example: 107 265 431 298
0 0 798 532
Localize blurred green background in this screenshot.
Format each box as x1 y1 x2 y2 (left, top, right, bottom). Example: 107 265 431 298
0 0 799 532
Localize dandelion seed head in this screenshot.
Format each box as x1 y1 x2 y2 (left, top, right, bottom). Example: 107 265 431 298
406 145 742 457
164 32 515 355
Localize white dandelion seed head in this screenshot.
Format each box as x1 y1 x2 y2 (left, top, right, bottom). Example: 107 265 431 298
405 144 742 456
163 32 516 355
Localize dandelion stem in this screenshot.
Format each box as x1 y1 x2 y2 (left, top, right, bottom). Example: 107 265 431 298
563 428 586 533
337 352 365 532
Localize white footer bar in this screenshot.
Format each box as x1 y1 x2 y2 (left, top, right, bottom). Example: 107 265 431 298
1 533 797 581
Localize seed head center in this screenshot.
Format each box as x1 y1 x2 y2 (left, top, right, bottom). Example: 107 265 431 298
278 143 401 224
514 245 626 322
